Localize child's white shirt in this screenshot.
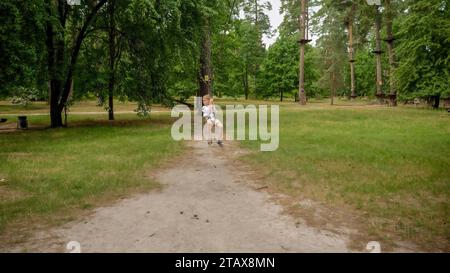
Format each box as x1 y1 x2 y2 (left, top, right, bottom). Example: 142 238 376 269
201 105 216 122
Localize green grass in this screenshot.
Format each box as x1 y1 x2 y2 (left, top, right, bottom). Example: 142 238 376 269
1 100 449 251
0 100 169 115
0 103 48 114
0 113 183 237
241 106 450 250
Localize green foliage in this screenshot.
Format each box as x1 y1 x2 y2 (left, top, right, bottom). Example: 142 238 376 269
241 0 273 37
212 25 246 98
395 0 450 100
314 0 348 97
279 0 300 36
353 48 376 97
257 35 319 100
211 0 270 99
75 35 109 99
1 0 448 109
10 86 40 107
135 100 151 117
0 0 46 98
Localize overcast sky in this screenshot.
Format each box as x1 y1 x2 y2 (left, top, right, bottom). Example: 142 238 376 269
263 0 283 47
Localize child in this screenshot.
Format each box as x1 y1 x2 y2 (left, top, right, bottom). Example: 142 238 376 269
202 95 223 146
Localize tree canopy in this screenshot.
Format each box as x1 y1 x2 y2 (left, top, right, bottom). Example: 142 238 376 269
0 0 448 126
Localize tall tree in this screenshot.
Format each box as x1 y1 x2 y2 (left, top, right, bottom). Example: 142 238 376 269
373 4 385 104
211 0 241 98
346 2 357 100
395 0 449 108
241 0 272 38
384 0 397 106
258 35 319 101
199 18 213 98
197 0 229 99
279 0 300 36
107 0 116 120
46 0 108 128
298 0 310 105
240 0 271 99
314 1 347 104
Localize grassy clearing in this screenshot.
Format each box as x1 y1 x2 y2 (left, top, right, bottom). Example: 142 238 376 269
1 98 448 251
0 113 183 241
240 105 450 251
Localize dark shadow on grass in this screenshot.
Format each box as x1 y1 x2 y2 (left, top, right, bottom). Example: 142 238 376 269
68 118 174 128
0 116 175 134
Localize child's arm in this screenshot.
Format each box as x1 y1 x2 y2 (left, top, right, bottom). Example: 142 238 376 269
209 100 216 114
201 106 209 118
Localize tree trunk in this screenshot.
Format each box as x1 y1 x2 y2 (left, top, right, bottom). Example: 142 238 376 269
433 94 441 109
49 80 63 128
298 0 309 105
331 69 336 106
199 18 213 98
254 0 261 96
50 100 63 128
347 4 356 100
243 68 249 100
385 0 397 107
374 6 384 104
254 0 258 25
46 1 65 128
46 0 108 128
108 0 116 120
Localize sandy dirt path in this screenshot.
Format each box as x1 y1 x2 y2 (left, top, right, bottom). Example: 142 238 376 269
9 141 351 253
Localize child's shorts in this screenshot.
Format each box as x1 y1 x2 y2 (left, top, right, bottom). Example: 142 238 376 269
206 119 223 127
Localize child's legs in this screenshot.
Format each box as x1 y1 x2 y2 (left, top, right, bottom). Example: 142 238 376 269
206 119 213 141
214 120 223 141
